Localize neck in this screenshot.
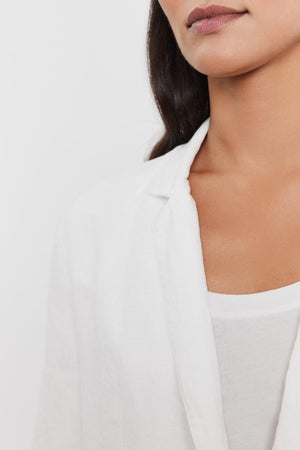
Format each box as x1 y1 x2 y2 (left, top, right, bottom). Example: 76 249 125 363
195 42 300 177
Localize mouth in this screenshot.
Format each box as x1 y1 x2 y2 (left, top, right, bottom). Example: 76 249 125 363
186 4 248 28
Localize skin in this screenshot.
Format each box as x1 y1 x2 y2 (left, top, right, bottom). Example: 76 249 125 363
158 0 300 294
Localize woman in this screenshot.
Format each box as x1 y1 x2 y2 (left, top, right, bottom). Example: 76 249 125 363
32 1 300 450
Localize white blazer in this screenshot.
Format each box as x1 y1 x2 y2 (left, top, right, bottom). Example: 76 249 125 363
32 116 300 450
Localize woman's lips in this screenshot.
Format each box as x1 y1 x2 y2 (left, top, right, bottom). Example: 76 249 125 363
186 4 248 27
188 12 247 35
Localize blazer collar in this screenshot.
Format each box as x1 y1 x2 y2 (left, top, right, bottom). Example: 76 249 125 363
145 116 210 199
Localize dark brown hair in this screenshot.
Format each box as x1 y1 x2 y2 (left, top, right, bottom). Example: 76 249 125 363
146 0 210 160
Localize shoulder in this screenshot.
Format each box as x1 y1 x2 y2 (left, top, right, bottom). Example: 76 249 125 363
52 158 169 273
59 154 171 236
66 153 174 221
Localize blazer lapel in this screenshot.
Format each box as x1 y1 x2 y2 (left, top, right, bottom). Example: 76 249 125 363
146 117 230 450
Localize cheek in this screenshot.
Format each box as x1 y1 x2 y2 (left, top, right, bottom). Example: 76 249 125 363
249 5 300 57
158 0 188 34
157 0 176 19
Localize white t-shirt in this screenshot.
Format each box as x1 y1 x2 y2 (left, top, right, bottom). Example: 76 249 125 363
207 280 300 450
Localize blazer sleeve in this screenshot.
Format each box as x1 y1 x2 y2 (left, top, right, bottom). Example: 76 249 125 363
31 213 82 450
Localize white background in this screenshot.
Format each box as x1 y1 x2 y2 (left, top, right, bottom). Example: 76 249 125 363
0 1 162 449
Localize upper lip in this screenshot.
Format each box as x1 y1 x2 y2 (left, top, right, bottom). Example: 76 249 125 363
186 4 247 27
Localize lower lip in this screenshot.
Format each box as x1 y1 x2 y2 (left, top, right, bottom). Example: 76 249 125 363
189 13 247 35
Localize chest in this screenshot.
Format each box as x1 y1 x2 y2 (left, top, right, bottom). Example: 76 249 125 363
188 172 300 294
